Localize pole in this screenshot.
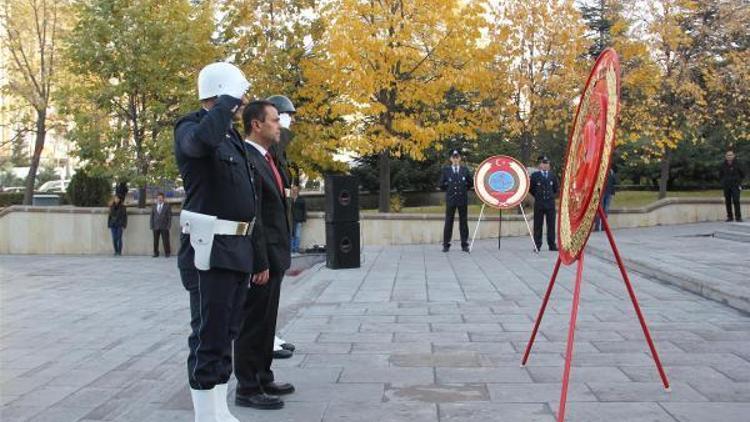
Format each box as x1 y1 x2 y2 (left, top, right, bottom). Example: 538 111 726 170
469 203 486 253
521 256 562 366
557 253 585 422
599 206 670 390
498 209 502 251
519 204 539 253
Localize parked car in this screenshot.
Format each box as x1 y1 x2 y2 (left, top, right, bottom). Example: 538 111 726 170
38 180 71 193
2 186 26 193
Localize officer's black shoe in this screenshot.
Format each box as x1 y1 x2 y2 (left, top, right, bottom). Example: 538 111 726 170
152 254 159 258
234 391 284 409
442 245 450 253
273 349 293 359
549 246 558 251
280 342 295 352
726 218 734 222
461 246 470 253
737 218 744 222
262 382 295 396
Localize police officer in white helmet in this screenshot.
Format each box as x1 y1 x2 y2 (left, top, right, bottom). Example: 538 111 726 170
174 62 256 422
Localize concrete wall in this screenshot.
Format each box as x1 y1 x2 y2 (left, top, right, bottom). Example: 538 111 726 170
1 197 747 255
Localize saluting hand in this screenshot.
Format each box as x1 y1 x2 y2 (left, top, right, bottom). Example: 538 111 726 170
251 269 270 286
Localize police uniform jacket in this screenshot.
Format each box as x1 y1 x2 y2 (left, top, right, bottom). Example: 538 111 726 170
439 165 473 207
530 170 559 209
174 95 257 274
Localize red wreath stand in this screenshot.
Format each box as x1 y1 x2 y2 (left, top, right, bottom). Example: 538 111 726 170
520 206 670 422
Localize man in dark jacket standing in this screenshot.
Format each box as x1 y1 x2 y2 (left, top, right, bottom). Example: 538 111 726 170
174 62 255 422
149 192 172 257
439 150 473 252
720 150 744 222
530 156 559 251
234 101 295 410
290 185 306 253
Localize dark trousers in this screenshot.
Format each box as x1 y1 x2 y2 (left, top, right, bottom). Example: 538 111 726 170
724 186 742 220
443 204 469 248
153 229 171 256
181 268 247 390
110 226 123 255
234 270 284 390
533 205 557 248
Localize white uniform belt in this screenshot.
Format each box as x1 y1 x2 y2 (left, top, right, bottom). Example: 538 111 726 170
213 218 255 236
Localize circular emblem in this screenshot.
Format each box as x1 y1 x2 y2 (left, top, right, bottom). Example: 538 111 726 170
558 48 621 265
474 155 529 210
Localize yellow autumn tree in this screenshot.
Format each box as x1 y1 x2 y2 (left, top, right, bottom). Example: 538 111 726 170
300 0 487 212
646 0 706 198
482 0 589 165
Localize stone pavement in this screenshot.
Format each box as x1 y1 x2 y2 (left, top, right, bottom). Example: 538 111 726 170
586 222 750 312
1 228 750 421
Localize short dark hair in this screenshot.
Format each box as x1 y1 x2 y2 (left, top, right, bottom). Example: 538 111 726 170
243 100 277 134
157 192 164 197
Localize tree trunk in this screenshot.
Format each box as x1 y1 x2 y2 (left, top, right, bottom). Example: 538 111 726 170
23 109 47 205
378 149 391 213
658 149 672 199
519 131 532 164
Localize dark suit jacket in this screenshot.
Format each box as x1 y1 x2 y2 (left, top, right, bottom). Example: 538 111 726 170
247 144 291 275
150 203 172 231
174 95 257 274
292 196 307 223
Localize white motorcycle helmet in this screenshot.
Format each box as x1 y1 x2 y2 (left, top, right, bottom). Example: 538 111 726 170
197 62 250 100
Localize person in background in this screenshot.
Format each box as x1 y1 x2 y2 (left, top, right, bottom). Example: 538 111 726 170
529 155 559 251
594 168 617 231
290 185 306 254
115 181 128 201
150 192 172 257
107 195 127 256
720 150 744 222
439 149 473 253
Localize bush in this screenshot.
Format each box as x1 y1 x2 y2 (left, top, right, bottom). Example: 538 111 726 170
67 170 112 207
0 192 25 207
390 194 404 213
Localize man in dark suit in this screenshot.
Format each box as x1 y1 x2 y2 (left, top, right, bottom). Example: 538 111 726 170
174 62 255 421
439 149 473 252
149 192 172 257
720 150 744 222
530 155 559 251
234 101 294 410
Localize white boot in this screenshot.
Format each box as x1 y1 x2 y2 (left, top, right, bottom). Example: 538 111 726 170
214 383 240 422
190 388 218 422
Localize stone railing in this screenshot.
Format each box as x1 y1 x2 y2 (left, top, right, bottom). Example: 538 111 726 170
1 197 747 255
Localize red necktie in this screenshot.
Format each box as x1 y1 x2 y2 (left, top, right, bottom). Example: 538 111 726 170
265 152 285 196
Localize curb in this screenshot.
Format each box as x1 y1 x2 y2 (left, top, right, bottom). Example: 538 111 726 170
586 244 750 315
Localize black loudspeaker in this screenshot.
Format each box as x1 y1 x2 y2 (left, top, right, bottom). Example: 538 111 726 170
326 222 360 269
325 175 359 223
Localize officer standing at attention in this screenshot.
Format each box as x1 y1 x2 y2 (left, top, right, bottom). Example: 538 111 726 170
439 150 473 252
530 155 559 251
174 62 256 422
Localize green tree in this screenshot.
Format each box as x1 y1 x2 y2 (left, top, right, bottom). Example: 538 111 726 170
60 0 218 207
1 0 70 204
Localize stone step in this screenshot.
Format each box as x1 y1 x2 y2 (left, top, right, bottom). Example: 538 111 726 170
714 229 750 243
729 221 750 233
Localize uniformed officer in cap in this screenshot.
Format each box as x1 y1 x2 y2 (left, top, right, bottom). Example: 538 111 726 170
174 62 255 422
439 149 473 252
530 155 559 251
